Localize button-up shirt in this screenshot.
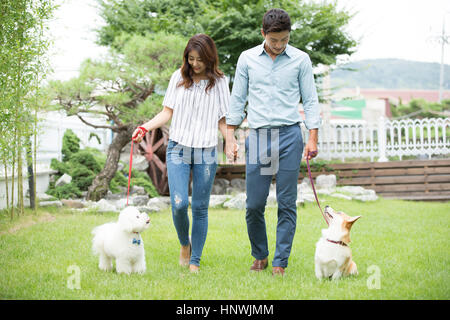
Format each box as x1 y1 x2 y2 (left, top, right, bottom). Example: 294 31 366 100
226 41 321 129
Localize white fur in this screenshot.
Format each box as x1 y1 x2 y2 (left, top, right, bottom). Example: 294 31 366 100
314 206 360 280
92 206 150 274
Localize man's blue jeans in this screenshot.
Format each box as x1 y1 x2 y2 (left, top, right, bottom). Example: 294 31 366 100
245 123 303 268
166 139 217 267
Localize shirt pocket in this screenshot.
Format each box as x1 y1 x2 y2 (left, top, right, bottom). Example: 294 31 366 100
248 64 271 92
276 66 299 93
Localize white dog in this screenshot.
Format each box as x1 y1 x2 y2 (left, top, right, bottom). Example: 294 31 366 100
315 205 361 280
92 206 150 274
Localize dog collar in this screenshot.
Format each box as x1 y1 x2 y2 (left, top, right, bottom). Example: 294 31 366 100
326 239 348 247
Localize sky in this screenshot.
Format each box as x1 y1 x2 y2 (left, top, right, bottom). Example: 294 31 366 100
47 0 450 81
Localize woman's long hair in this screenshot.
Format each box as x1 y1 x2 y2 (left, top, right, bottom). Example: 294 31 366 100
178 34 224 93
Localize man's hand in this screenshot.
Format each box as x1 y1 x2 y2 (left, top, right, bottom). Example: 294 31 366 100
303 128 318 160
225 125 238 163
225 137 239 163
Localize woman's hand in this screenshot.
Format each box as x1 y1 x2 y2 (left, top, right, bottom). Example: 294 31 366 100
225 125 239 163
225 137 239 163
132 126 148 143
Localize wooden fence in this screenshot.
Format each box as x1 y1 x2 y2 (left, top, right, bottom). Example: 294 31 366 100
216 159 450 201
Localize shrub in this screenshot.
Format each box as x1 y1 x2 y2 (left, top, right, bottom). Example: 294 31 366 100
71 166 95 191
47 183 82 199
132 176 159 198
70 150 102 173
48 130 159 199
61 129 80 161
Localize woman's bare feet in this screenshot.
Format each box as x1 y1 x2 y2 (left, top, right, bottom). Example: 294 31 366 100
179 243 191 266
189 264 199 273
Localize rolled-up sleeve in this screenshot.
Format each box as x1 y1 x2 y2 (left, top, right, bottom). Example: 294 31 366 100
226 53 248 126
299 55 321 129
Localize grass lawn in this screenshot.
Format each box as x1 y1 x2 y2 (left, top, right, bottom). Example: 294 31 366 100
0 197 449 300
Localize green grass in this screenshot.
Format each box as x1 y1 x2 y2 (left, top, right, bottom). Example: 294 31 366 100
0 197 449 300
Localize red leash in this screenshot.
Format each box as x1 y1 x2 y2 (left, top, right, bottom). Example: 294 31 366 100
305 152 329 226
127 126 148 206
126 141 134 206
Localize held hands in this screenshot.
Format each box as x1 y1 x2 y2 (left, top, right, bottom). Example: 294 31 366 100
132 126 148 143
225 137 239 163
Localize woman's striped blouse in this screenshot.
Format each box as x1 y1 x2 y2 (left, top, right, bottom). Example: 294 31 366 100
162 69 230 148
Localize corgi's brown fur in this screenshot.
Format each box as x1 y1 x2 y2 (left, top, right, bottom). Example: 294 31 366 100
314 206 361 280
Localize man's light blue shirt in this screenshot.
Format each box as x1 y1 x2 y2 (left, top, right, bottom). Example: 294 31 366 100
226 41 321 129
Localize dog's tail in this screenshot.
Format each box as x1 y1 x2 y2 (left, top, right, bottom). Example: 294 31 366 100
91 223 112 256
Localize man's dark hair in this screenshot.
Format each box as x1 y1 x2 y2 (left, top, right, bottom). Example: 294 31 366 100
262 8 291 34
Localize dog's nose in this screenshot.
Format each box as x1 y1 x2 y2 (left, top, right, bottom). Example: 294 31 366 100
325 205 329 209
146 219 150 224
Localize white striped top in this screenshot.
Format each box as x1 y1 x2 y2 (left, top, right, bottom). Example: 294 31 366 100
163 69 230 148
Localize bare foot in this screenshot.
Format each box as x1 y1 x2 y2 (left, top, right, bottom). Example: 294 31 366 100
179 244 191 266
189 264 199 273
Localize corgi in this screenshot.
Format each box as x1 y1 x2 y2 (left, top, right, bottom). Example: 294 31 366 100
314 205 361 280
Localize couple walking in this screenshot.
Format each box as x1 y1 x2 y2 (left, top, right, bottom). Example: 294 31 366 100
133 8 320 275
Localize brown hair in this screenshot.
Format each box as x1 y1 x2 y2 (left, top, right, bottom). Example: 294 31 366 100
178 34 223 93
262 8 291 34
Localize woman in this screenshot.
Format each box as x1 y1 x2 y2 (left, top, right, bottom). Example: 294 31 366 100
132 34 230 273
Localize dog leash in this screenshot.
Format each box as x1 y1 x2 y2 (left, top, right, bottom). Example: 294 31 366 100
127 126 148 206
305 151 329 226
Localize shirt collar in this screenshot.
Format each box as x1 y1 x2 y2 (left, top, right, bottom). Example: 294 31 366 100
259 40 292 58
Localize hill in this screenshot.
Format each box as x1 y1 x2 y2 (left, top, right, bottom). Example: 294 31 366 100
330 59 450 90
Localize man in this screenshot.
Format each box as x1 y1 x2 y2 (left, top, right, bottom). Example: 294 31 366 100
225 8 320 276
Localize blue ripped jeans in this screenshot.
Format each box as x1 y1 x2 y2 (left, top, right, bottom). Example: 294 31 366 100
166 139 217 267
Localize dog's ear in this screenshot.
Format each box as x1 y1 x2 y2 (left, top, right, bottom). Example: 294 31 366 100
118 211 134 233
346 215 361 228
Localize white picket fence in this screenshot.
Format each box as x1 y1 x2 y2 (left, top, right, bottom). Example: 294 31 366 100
314 117 450 161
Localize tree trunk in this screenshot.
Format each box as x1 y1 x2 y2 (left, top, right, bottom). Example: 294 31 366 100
86 125 134 201
26 138 35 210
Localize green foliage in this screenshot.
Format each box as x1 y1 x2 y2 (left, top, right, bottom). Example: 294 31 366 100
0 0 56 213
61 129 81 161
70 150 102 173
109 167 159 198
50 158 68 175
46 183 82 200
48 32 187 127
70 166 96 191
130 169 159 198
391 98 450 119
109 170 128 194
49 131 104 198
48 130 159 199
300 159 335 173
96 0 357 79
